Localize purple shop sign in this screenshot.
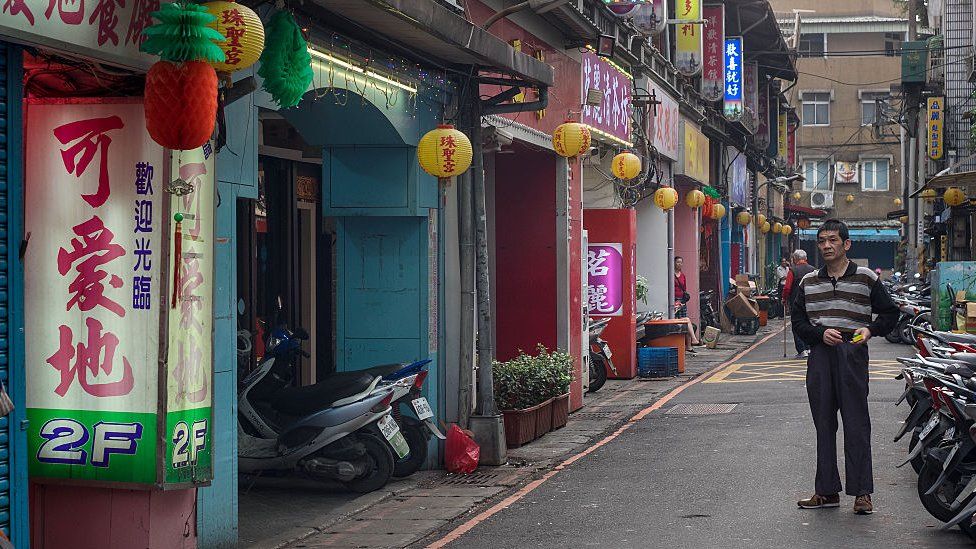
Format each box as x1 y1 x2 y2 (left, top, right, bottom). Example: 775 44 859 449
587 243 624 317
582 51 633 144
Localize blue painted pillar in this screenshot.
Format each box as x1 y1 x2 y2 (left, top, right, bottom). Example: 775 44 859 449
720 202 731 295
197 73 259 548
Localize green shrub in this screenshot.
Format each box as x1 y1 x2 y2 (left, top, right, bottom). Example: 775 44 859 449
493 345 574 410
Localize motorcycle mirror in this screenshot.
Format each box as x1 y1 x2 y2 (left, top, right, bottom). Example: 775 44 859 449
909 286 917 292
914 273 921 279
895 271 902 277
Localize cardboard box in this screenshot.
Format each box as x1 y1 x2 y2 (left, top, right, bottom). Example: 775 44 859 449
725 292 759 319
702 326 721 349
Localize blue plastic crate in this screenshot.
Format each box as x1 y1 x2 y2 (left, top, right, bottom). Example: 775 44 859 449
638 346 679 378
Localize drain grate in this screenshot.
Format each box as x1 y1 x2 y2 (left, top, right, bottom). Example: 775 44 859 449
436 470 507 486
571 411 621 420
665 403 737 415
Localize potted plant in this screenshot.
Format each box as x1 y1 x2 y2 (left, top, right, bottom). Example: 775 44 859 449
494 345 572 447
547 350 573 430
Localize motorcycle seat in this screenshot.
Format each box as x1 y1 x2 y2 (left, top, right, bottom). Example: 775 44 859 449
936 332 976 344
951 353 976 368
359 363 407 379
271 371 376 416
946 363 976 378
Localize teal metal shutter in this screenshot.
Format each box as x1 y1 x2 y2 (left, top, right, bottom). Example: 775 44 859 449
0 41 27 545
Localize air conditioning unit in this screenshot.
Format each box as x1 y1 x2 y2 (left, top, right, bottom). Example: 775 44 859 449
810 191 834 209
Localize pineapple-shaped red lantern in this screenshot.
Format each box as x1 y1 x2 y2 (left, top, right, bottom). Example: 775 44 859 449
140 2 227 150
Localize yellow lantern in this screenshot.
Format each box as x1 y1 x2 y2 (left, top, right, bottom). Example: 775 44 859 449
920 188 938 201
685 189 706 208
845 194 855 203
756 213 767 227
204 1 265 72
711 203 726 220
944 187 968 206
654 187 678 210
792 190 802 200
893 197 903 206
761 221 771 233
417 124 473 178
552 121 591 158
736 211 752 226
611 151 641 179
782 224 794 236
899 215 910 224
797 218 811 230
772 221 783 234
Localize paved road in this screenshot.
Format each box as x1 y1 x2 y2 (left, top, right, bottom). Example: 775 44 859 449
435 328 975 549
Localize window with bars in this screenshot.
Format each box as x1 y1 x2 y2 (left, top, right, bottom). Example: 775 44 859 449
860 158 890 191
801 92 831 126
798 33 826 57
861 92 889 126
803 159 830 191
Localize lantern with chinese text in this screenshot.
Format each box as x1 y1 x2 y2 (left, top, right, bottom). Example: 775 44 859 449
796 218 811 230
204 1 265 73
141 2 226 150
417 124 473 178
773 221 783 234
654 187 678 210
736 211 752 226
686 189 705 208
899 215 910 224
782 224 794 236
711 203 726 220
552 121 591 158
611 151 641 179
920 188 937 201
756 213 767 227
761 221 771 234
945 187 967 207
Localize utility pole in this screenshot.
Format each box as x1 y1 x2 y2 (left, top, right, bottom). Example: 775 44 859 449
906 0 920 273
457 90 475 431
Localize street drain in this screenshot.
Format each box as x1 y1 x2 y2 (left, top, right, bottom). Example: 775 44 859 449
436 470 507 486
571 411 621 420
665 403 737 415
680 514 712 519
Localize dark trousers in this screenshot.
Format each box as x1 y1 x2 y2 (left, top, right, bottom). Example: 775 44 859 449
806 342 873 496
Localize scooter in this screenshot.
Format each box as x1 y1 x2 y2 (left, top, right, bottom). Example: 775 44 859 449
238 322 410 493
588 317 616 393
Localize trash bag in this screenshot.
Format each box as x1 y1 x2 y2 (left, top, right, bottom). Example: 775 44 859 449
444 424 480 474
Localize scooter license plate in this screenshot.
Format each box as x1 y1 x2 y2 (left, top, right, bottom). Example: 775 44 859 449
919 416 940 440
412 397 434 420
378 415 410 459
601 343 613 359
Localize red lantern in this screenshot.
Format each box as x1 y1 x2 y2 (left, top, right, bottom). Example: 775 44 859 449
144 60 218 150
797 217 812 230
702 197 714 220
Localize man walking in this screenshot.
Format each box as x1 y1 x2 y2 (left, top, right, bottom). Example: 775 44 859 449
792 219 898 515
782 249 815 357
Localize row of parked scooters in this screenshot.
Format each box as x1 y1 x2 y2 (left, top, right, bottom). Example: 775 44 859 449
883 272 934 345
896 328 976 539
237 312 444 493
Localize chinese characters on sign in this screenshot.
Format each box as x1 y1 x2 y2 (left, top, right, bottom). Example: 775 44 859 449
681 120 710 183
647 81 679 160
727 147 749 206
777 105 788 162
581 51 633 144
723 37 743 119
928 96 944 160
701 6 724 101
788 119 797 169
26 100 163 484
675 22 702 76
743 62 758 132
219 6 247 66
756 84 770 149
587 244 624 317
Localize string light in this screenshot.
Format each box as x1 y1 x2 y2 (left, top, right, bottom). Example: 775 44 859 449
308 47 418 94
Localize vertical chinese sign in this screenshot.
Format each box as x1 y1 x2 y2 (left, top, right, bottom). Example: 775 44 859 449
743 62 758 131
675 0 702 76
587 244 623 317
165 145 215 484
723 37 743 119
788 118 798 170
701 6 724 101
927 96 944 160
777 106 788 163
756 84 770 149
25 100 163 484
581 51 633 145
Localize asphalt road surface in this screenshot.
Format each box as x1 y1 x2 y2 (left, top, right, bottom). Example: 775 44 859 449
436 328 975 549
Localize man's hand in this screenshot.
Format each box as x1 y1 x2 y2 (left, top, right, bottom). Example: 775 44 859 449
823 329 843 346
853 327 872 345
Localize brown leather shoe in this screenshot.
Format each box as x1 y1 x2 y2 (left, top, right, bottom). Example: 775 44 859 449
854 494 873 515
797 493 840 509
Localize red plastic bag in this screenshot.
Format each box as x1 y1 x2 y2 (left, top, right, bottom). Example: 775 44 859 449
444 424 480 474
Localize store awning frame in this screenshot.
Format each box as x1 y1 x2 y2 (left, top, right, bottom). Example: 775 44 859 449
910 170 976 197
784 203 828 217
799 228 902 242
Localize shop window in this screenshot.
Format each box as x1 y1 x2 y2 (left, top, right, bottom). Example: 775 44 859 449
801 92 830 126
802 160 830 191
861 158 890 191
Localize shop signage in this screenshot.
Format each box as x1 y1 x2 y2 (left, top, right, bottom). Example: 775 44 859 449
928 96 944 160
743 62 758 131
724 37 743 119
646 79 679 161
25 99 213 487
675 22 702 76
788 119 797 169
680 119 710 183
0 0 158 69
777 106 788 161
701 5 724 101
756 84 770 149
581 51 633 145
727 147 748 206
587 243 623 317
766 91 779 158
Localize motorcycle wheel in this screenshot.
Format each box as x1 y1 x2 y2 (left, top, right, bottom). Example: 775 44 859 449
885 325 904 344
899 319 916 345
393 418 429 478
918 455 965 522
588 353 607 393
909 313 932 341
343 432 395 493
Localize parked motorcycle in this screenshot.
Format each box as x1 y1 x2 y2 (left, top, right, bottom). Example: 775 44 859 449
238 321 411 493
699 290 720 332
587 317 616 393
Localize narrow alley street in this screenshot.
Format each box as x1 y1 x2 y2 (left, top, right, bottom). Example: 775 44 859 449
416 332 973 549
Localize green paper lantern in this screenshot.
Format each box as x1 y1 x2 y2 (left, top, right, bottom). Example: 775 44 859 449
258 11 313 108
140 2 226 64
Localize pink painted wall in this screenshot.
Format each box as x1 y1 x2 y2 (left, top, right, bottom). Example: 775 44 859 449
673 191 700 328
31 484 197 548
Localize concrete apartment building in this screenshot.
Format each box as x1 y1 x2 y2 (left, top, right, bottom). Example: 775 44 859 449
774 0 908 268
